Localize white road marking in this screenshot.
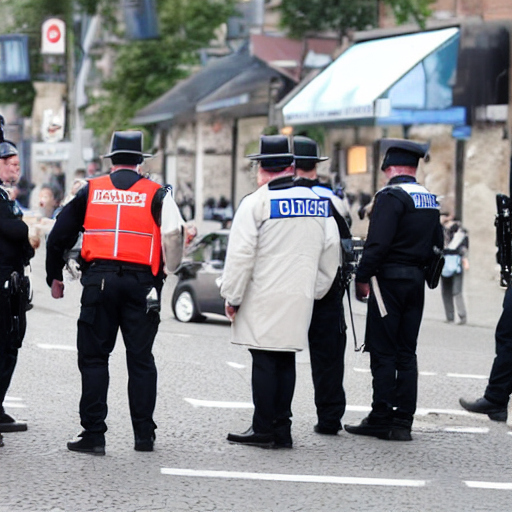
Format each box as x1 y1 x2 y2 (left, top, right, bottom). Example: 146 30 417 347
465 481 512 490
447 373 488 380
4 398 26 409
227 362 245 369
37 343 76 351
354 369 487 380
184 400 472 417
346 405 371 413
184 398 253 408
416 408 470 416
161 468 426 487
444 427 489 434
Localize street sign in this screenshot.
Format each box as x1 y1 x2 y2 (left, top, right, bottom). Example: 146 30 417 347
41 18 65 55
0 35 30 82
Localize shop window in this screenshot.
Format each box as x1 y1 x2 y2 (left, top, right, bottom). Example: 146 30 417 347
347 146 368 174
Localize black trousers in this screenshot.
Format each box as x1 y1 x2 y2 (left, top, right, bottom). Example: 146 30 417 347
77 266 161 436
249 349 296 436
364 268 425 427
308 272 346 430
485 285 512 406
0 269 27 416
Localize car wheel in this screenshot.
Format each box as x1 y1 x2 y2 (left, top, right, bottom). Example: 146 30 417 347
172 286 204 322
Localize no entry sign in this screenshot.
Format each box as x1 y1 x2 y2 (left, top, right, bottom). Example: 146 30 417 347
41 18 65 55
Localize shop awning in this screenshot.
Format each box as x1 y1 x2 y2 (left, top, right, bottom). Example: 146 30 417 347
282 27 462 126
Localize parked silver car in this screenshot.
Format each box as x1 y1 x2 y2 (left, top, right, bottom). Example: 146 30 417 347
171 230 229 322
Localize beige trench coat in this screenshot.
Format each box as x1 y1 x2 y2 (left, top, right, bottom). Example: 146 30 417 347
220 183 340 352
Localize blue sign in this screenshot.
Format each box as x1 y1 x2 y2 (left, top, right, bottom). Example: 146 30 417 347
0 35 30 83
452 125 472 140
123 0 159 40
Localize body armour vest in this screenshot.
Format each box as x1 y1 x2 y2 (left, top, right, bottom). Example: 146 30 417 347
81 175 162 275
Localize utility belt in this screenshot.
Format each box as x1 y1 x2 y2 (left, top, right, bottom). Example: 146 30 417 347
87 259 152 274
378 265 425 280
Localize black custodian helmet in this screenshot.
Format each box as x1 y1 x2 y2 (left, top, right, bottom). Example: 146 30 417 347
0 115 18 159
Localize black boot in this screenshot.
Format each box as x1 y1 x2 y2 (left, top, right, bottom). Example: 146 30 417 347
0 413 27 432
314 424 341 435
344 416 391 439
459 397 508 422
134 422 156 452
135 431 156 452
273 422 293 449
388 414 413 441
227 426 274 448
67 431 105 455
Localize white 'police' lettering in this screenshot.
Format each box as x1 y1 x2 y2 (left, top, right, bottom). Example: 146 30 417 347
91 189 147 207
271 198 330 218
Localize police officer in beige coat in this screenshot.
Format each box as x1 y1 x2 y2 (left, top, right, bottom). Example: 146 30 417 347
220 135 340 449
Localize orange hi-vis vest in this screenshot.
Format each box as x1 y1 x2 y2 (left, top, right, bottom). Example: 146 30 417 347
81 175 162 276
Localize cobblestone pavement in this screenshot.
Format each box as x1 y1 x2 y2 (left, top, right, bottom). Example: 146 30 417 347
1 248 511 512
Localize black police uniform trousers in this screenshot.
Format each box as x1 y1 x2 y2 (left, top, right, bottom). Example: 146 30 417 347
364 267 425 428
77 263 161 438
484 285 512 406
308 268 347 430
249 348 295 440
0 267 27 417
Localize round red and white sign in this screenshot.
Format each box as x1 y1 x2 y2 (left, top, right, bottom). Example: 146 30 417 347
46 24 61 44
41 18 65 55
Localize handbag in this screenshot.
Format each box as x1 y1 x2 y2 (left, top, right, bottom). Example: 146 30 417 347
441 254 462 278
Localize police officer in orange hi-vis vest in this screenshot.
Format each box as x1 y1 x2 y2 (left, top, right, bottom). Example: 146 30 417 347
46 131 185 455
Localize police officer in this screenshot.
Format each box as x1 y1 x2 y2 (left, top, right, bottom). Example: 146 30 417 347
293 135 351 435
46 131 184 455
459 296 512 421
0 130 35 440
345 139 443 441
221 135 340 449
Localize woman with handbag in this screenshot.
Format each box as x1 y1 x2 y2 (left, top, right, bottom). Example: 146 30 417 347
441 213 469 324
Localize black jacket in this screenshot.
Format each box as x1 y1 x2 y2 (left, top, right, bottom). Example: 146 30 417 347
356 175 443 283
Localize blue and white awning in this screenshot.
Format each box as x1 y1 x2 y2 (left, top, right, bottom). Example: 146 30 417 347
282 27 464 126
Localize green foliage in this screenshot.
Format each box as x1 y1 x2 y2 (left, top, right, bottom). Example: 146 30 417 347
278 0 434 40
386 0 435 28
87 0 236 143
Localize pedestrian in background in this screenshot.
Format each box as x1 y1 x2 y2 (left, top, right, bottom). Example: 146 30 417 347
293 135 351 436
221 135 340 449
46 130 185 456
38 182 63 219
0 131 36 445
440 212 469 324
345 139 443 442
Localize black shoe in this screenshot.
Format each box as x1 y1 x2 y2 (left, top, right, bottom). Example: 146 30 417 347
388 427 412 441
273 432 293 449
344 417 391 439
0 413 27 432
314 424 341 436
67 431 105 456
459 397 508 422
135 433 155 452
227 427 274 448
